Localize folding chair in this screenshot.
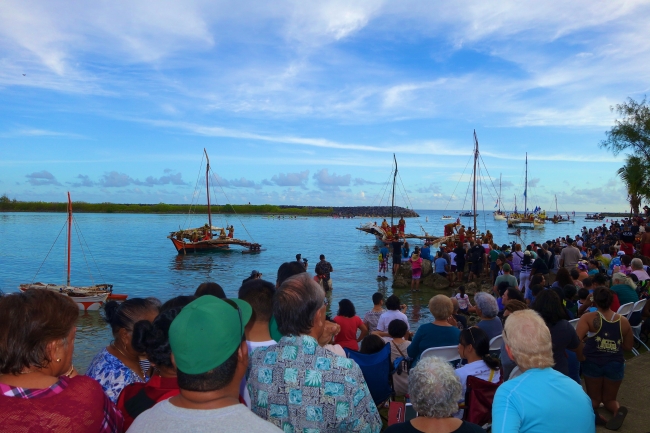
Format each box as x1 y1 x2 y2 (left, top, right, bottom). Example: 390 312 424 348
627 299 649 355
462 372 502 429
420 345 461 363
568 318 579 330
616 302 634 317
344 344 394 407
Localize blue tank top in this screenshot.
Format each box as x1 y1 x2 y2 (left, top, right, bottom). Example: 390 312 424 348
583 311 625 365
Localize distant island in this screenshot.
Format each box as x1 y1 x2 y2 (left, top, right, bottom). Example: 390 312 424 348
0 196 419 218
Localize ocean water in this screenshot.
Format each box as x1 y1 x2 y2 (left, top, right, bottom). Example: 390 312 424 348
0 210 614 370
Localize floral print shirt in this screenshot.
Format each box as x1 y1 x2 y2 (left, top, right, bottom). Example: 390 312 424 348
86 348 147 403
248 335 382 433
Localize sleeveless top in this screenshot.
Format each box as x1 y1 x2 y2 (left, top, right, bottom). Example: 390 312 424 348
583 311 625 365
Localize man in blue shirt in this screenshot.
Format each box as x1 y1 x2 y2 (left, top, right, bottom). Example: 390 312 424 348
434 251 449 277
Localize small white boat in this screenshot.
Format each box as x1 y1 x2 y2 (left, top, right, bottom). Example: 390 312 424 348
20 283 109 311
441 216 454 220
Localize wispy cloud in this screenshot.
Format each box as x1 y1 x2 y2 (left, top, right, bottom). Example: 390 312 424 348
25 170 61 186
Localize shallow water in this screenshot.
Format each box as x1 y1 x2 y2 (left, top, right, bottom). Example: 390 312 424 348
0 210 611 370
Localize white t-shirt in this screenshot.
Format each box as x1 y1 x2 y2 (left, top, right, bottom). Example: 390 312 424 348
376 310 410 332
449 252 457 266
455 293 470 310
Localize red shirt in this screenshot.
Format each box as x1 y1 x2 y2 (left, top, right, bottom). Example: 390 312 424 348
116 375 179 430
333 315 364 351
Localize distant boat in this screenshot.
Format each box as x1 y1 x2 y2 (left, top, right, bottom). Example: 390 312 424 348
441 215 454 220
585 213 604 220
460 211 476 217
168 149 263 254
507 154 545 229
493 174 506 220
19 192 125 311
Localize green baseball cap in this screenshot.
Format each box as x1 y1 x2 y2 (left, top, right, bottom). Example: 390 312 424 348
169 296 252 375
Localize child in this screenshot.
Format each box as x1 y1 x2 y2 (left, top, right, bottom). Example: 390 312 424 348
563 285 578 318
378 251 388 278
410 252 423 292
387 319 411 396
455 286 471 314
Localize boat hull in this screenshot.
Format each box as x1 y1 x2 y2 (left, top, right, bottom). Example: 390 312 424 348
19 284 109 311
170 237 230 253
493 214 506 221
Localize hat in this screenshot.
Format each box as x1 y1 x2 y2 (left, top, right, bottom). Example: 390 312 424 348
411 253 420 261
503 263 512 272
617 250 625 256
524 251 531 256
169 296 252 375
577 262 588 271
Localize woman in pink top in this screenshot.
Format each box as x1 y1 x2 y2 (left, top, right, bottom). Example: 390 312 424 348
410 252 424 291
333 299 368 351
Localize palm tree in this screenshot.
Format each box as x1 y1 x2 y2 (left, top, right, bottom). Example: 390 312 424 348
617 155 647 215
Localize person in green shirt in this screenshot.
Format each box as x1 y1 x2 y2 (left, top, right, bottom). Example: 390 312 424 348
494 264 518 296
610 273 640 306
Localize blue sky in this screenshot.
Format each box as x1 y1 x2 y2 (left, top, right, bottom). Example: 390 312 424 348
1 0 649 212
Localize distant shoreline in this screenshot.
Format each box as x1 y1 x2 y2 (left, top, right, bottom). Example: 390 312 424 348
0 200 419 218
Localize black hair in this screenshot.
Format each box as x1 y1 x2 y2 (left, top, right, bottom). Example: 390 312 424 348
592 273 609 287
532 290 568 326
372 292 384 305
276 261 306 286
385 295 401 311
563 284 577 301
530 274 544 286
176 344 240 392
238 279 276 322
523 254 533 266
569 268 580 281
388 319 408 338
161 295 196 311
497 281 510 296
621 255 632 266
337 299 356 318
359 334 386 354
320 254 325 260
459 327 500 370
577 288 589 300
530 284 544 297
505 287 525 303
132 297 193 369
593 286 614 309
459 286 466 295
104 298 160 337
582 277 594 288
194 282 226 299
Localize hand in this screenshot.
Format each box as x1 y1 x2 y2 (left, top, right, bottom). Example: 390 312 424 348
447 315 458 327
400 304 407 313
318 322 340 347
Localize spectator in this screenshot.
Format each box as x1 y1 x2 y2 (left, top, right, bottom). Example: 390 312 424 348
239 279 278 352
410 251 424 291
450 297 467 330
493 264 517 296
363 292 385 333
248 273 382 432
492 310 594 432
454 286 471 315
577 287 634 429
359 334 387 354
376 295 410 339
315 254 334 291
531 290 581 377
276 261 306 287
500 300 528 381
387 319 411 396
473 292 502 340
407 295 461 366
455 327 501 417
117 296 195 429
551 267 573 290
0 290 123 432
194 282 226 299
610 272 640 306
519 251 533 293
434 251 449 278
559 241 582 269
333 299 368 351
87 298 160 403
127 296 283 433
384 357 484 433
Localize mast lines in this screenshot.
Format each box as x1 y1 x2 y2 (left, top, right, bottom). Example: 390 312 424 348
67 192 72 286
472 131 479 233
204 148 212 231
391 154 397 228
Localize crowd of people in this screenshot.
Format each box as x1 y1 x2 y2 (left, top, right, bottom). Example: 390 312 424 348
0 216 648 432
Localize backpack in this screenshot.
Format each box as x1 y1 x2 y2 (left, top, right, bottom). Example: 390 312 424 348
378 253 383 262
462 370 502 426
391 342 413 376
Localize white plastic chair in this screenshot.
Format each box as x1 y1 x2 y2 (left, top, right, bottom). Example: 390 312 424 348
616 302 635 317
489 334 503 352
420 345 461 363
569 318 579 330
627 299 649 356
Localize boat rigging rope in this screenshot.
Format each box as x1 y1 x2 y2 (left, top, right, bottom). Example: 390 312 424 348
371 169 394 208
31 220 67 285
208 167 256 244
446 154 473 214
73 216 106 285
478 163 488 233
72 217 95 286
183 153 206 230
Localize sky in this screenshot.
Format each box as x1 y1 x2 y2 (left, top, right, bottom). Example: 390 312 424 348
1 0 649 212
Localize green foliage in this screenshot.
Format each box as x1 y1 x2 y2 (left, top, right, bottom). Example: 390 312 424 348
0 200 334 216
617 155 648 214
601 97 650 161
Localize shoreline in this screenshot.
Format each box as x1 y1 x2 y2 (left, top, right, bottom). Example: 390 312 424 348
0 201 419 218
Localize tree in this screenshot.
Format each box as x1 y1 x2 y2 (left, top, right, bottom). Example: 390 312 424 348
601 97 650 162
616 155 647 215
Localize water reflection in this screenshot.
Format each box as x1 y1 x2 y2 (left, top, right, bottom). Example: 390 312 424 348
75 311 111 372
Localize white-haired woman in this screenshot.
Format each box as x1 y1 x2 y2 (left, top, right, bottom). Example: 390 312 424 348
610 272 640 306
384 356 484 433
473 292 502 340
493 310 595 432
630 258 650 281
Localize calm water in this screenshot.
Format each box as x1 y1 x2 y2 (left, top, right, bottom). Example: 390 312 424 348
0 210 614 370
